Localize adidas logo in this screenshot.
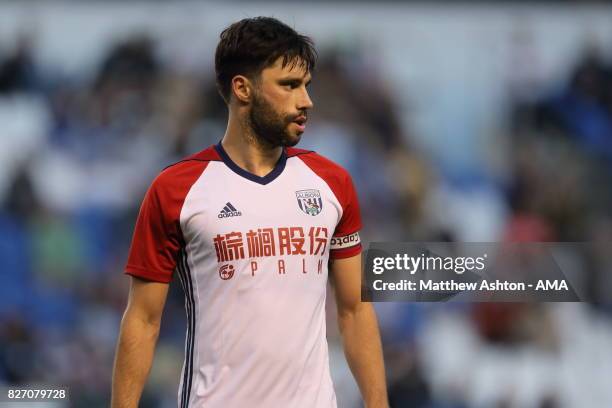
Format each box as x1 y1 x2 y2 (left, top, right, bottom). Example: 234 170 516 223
218 202 242 218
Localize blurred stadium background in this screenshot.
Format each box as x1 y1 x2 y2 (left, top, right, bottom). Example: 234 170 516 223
2 2 612 407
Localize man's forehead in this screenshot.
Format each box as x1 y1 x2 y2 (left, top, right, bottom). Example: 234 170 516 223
264 56 312 80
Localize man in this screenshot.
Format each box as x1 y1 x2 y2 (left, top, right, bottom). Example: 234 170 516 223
111 17 388 408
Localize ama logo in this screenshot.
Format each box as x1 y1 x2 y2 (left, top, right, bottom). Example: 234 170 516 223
296 189 322 216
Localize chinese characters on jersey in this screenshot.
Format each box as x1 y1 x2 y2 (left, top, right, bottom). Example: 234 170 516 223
214 226 328 263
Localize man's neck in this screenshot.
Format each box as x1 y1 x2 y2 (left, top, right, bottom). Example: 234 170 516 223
220 112 283 177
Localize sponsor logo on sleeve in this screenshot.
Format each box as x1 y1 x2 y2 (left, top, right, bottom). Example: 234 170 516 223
330 232 361 250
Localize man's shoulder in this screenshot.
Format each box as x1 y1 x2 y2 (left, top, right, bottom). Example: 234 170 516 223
152 145 220 191
287 147 352 181
164 145 221 171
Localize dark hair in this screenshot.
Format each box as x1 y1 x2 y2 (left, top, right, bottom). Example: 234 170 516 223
215 17 317 103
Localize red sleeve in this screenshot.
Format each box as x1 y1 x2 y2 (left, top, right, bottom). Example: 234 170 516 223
295 152 362 259
125 160 208 283
329 172 362 259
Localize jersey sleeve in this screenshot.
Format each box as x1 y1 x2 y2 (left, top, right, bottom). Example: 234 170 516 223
125 160 208 283
329 171 363 259
125 177 182 283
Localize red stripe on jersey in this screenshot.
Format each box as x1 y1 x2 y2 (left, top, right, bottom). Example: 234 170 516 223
286 147 313 157
184 145 222 162
329 243 362 259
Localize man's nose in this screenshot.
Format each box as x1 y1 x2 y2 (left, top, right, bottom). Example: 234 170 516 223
297 89 313 111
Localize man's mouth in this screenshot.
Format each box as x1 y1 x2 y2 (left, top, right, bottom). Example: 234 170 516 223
292 116 307 132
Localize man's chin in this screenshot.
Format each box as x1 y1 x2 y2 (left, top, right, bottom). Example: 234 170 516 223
282 132 302 147
287 136 302 147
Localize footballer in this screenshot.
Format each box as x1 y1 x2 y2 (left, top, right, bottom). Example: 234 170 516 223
111 17 388 408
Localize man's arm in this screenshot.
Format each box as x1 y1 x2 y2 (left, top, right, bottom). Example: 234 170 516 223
330 254 389 408
111 276 169 408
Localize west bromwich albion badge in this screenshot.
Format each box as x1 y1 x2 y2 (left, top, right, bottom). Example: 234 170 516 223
296 189 323 216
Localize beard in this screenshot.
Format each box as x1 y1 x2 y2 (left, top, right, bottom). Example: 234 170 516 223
247 91 302 148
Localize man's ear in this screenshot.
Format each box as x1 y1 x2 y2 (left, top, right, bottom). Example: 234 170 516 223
231 75 254 103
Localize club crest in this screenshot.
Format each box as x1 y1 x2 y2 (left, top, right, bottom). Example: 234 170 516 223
296 189 323 216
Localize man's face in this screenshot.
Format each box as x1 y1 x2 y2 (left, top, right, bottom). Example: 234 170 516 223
247 57 313 148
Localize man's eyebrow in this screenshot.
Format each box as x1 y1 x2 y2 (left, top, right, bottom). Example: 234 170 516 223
278 75 312 84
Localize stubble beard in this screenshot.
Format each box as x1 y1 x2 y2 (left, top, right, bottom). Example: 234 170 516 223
247 91 301 148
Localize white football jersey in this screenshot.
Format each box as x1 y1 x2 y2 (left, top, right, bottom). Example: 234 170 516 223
126 143 362 408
